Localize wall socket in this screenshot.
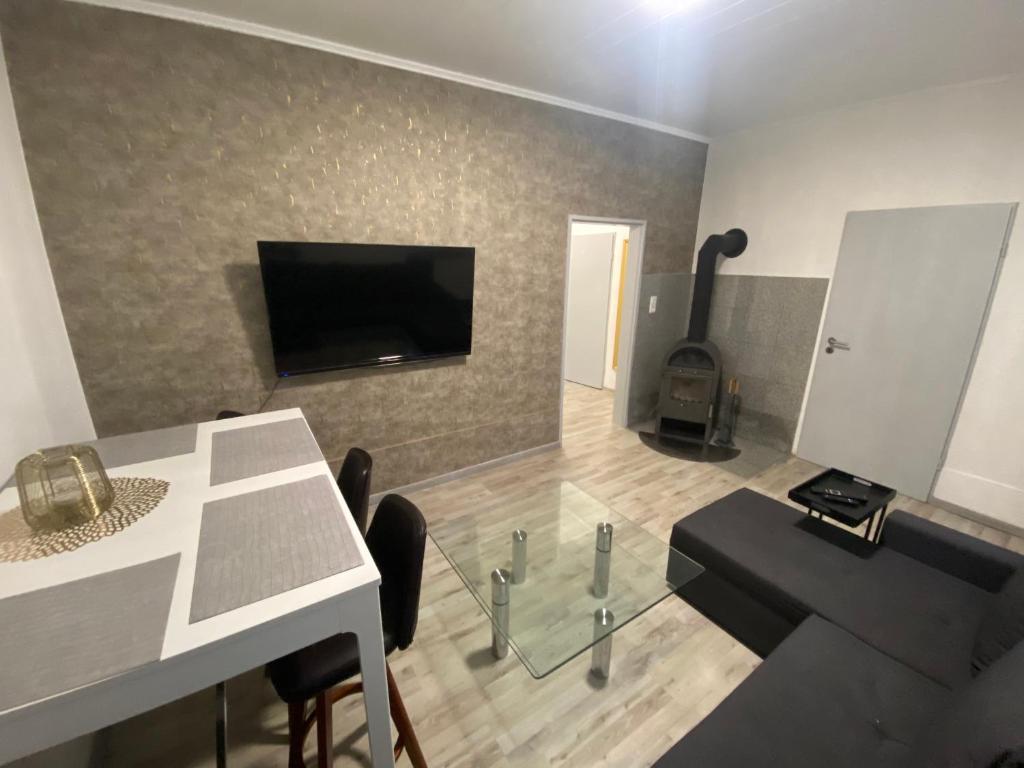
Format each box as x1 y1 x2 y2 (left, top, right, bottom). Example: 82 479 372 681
648 295 658 314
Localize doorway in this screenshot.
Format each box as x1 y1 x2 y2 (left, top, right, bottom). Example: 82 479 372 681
560 216 647 438
797 203 1015 500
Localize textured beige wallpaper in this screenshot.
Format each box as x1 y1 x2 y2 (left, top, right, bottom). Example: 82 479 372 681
1 0 706 490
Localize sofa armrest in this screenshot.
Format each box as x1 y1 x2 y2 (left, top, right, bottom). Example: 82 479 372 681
882 510 1023 592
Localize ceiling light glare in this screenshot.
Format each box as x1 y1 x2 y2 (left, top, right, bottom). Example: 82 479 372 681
642 0 704 18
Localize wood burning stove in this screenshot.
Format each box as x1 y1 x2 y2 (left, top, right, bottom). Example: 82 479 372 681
656 341 722 445
655 229 747 446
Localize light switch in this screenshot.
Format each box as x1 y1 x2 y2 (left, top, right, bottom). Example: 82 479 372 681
648 295 658 314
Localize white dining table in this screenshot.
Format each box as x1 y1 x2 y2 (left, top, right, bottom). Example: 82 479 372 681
0 408 395 767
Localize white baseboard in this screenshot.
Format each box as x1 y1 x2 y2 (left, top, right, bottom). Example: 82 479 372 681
369 441 560 505
932 467 1024 537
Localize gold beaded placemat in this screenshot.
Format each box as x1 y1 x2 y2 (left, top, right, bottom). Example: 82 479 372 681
0 477 169 562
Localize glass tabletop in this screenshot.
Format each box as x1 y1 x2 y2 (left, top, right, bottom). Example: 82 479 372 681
428 480 703 678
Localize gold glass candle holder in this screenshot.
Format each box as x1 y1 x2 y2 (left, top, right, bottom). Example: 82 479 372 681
15 445 115 531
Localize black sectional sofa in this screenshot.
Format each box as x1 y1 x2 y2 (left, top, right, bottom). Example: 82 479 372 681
657 488 1024 767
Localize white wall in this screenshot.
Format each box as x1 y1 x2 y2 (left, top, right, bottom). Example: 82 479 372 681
0 42 94 479
570 222 631 389
697 74 1024 530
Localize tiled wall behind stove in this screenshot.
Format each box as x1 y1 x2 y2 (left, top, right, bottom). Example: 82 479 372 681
630 274 827 449
704 275 829 451
628 273 693 425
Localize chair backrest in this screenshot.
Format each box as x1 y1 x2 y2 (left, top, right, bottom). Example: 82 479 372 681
365 494 427 651
216 410 245 420
338 447 372 537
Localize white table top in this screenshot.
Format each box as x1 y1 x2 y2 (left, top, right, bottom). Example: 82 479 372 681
0 408 380 739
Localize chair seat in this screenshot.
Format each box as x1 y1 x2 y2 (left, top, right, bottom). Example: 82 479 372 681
269 629 398 704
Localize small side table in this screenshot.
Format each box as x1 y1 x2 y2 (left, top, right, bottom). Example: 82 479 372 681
789 468 896 543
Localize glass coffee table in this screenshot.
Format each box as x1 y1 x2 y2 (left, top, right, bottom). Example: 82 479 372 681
428 480 703 679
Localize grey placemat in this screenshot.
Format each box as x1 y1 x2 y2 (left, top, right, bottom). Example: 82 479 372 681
90 423 198 470
210 418 323 486
2 424 198 490
189 475 362 623
0 554 180 712
90 424 198 469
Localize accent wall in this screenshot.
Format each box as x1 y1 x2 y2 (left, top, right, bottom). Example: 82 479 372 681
0 0 707 491
0 40 94 479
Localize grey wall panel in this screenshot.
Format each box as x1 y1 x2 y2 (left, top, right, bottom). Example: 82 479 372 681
0 0 707 491
678 274 828 451
628 273 693 425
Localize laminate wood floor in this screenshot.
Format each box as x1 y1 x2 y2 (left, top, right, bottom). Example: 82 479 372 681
27 382 1024 768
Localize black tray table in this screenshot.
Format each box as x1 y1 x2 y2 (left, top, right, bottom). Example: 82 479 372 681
788 468 896 543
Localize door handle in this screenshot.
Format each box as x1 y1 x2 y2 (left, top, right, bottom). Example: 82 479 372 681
826 337 850 354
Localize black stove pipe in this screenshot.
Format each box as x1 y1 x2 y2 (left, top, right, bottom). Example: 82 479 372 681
686 228 748 343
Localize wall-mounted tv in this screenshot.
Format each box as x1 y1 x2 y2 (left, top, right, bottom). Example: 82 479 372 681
258 241 475 377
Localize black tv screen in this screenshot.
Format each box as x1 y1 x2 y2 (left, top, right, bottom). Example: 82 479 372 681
258 241 475 376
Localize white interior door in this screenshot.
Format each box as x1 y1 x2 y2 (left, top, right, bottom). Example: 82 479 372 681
798 204 1015 500
564 233 615 389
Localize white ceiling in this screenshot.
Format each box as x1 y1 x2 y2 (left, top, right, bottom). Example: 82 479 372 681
88 0 1024 137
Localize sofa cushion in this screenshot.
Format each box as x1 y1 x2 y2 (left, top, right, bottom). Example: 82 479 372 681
654 615 950 768
671 488 991 688
911 640 1024 767
971 569 1024 675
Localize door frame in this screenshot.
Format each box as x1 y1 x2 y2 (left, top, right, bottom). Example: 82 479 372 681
559 215 647 439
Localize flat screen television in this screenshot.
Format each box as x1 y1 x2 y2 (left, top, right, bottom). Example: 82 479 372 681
258 241 475 377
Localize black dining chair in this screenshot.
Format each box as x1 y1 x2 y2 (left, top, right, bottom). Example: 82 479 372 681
268 494 428 768
338 447 372 537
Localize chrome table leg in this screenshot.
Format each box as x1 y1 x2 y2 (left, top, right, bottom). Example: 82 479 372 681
593 523 613 598
591 609 615 679
512 529 527 584
491 568 511 659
